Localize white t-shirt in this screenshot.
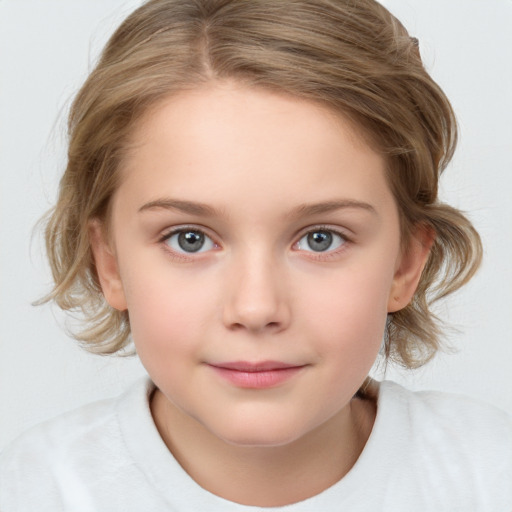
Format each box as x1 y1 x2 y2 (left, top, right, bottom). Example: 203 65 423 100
1 378 511 511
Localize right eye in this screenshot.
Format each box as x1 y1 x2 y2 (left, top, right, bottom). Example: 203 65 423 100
163 229 216 254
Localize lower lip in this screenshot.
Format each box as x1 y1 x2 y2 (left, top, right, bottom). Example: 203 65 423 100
208 365 305 389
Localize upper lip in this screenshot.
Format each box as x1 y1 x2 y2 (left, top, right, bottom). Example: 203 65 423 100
208 361 304 372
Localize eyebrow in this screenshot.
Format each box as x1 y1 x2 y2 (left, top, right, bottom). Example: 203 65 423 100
138 198 376 218
138 199 220 216
290 200 377 218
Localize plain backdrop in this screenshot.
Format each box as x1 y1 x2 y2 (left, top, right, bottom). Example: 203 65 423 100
1 0 511 451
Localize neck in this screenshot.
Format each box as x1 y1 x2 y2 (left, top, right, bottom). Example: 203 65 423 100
150 388 376 507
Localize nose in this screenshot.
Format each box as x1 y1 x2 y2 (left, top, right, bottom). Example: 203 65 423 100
222 251 291 334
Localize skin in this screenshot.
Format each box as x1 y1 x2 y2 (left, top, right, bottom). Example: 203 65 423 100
90 82 431 506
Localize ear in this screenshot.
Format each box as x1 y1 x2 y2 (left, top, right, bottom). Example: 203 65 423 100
88 220 128 311
387 224 434 313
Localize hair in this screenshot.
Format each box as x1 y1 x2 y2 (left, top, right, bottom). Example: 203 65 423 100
41 0 482 368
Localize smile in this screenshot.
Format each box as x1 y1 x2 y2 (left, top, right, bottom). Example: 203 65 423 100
207 361 307 389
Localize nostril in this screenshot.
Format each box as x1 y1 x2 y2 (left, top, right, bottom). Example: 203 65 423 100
229 321 281 332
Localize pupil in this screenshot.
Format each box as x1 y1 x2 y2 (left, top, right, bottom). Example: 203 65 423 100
307 231 332 252
178 231 204 252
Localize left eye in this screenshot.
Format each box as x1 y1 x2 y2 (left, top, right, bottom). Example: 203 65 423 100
164 229 216 254
296 230 346 253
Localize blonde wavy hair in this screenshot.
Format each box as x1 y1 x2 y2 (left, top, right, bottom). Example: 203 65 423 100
41 0 482 368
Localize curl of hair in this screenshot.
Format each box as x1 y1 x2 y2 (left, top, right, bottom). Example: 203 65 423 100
41 0 482 364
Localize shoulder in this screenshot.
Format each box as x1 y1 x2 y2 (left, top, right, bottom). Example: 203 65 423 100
375 381 512 508
380 380 512 446
0 382 132 463
0 378 154 510
0 395 115 468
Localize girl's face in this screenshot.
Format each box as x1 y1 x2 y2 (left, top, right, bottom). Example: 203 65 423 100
93 83 426 447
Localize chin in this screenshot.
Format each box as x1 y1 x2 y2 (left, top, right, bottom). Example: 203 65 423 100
222 433 303 449
209 417 310 449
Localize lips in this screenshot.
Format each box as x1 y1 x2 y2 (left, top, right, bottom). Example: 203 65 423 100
207 361 306 388
212 361 301 372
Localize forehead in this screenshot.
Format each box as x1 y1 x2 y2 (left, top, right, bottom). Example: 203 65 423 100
117 82 394 217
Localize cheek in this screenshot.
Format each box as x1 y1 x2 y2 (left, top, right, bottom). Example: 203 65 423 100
121 264 215 358
302 260 394 353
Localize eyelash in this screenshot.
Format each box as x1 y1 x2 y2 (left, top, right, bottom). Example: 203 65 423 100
158 225 352 261
295 226 351 259
158 225 219 262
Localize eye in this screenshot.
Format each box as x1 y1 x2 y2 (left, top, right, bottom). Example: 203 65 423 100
163 229 216 254
296 229 346 253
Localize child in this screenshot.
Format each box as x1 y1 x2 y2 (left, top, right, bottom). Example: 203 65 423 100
1 0 511 510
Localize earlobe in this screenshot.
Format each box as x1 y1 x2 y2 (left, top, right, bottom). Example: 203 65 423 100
88 220 128 311
388 225 435 313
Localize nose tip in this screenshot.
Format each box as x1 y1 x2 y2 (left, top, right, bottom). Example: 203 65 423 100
222 263 290 334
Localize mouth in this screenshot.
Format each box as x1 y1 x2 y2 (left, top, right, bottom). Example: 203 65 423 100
207 361 307 389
